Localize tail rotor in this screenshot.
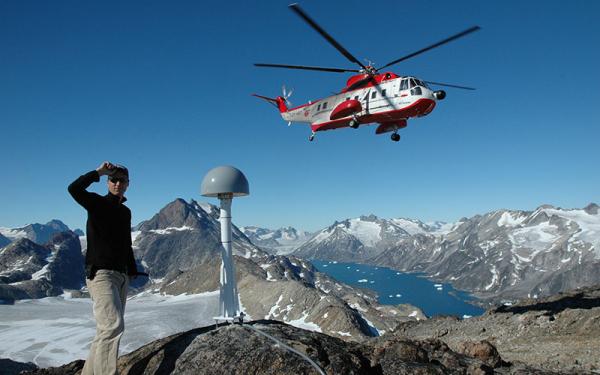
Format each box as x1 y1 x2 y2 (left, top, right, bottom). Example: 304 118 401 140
282 85 294 107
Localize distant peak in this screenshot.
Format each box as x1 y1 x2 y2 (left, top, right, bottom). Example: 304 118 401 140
359 214 379 221
174 198 188 205
46 219 66 226
536 204 555 210
584 203 599 214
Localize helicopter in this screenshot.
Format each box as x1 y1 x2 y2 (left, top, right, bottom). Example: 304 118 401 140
253 3 480 142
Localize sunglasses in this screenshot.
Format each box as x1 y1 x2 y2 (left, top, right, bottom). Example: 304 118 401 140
109 177 129 184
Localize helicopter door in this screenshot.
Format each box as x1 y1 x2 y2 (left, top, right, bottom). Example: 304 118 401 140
399 78 409 98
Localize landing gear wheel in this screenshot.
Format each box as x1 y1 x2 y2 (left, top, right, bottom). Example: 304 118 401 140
391 133 400 142
349 120 359 129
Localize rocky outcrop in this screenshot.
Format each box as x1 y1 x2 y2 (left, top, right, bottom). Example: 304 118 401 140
20 320 557 375
0 358 38 374
392 285 600 373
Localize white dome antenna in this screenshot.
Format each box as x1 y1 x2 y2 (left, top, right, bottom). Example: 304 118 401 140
201 166 249 323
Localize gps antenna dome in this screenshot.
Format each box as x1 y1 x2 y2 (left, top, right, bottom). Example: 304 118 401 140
201 166 249 323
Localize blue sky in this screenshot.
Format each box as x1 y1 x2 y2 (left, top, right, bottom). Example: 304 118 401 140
1 0 599 232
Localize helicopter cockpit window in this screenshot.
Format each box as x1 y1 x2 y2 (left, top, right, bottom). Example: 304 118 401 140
410 78 417 88
415 79 427 88
400 79 408 90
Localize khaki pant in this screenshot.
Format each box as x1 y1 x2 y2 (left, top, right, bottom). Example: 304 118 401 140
83 270 129 375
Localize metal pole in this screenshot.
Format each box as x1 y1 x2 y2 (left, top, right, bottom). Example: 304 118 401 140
218 194 239 318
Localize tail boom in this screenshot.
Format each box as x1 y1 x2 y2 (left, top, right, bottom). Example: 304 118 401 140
252 94 288 113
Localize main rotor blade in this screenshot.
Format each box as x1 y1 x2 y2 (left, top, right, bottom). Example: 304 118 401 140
379 26 481 70
289 3 368 71
254 63 359 73
425 81 476 90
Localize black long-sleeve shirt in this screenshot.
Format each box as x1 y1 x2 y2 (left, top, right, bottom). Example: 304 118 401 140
68 170 137 275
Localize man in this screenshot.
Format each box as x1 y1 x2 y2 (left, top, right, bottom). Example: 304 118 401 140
68 161 141 375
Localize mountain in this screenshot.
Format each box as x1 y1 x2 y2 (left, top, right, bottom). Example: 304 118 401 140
0 231 84 301
293 214 443 261
132 198 260 278
240 226 312 254
130 198 425 340
292 204 600 304
0 233 10 248
0 220 73 246
372 204 600 303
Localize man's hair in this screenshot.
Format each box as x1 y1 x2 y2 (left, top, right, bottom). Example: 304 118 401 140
112 165 129 178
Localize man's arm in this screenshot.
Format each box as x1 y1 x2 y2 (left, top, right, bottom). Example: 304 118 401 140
68 171 101 210
67 161 116 210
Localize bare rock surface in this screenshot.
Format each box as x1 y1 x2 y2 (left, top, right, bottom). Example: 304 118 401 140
20 320 563 375
392 285 600 373
0 358 38 374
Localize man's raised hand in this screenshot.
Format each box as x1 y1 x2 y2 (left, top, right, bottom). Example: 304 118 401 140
96 161 115 176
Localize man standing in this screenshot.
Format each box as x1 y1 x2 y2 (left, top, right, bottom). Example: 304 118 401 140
68 161 140 375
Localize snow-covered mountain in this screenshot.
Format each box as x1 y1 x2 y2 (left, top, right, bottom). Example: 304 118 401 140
407 203 600 303
240 226 312 254
0 220 82 246
293 214 444 261
292 204 600 304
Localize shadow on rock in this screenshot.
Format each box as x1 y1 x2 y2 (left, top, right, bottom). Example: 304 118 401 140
493 289 600 316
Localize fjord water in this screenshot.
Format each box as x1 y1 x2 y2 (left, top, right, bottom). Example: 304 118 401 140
312 260 485 318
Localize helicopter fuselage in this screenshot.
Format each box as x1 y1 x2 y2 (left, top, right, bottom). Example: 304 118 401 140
281 73 441 134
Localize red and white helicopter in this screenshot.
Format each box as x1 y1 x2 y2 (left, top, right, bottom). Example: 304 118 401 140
254 4 480 142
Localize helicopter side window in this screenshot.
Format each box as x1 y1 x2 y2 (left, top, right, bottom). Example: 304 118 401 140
400 79 408 91
381 89 387 97
354 95 359 100
371 92 376 99
322 102 328 109
411 86 422 96
346 97 350 101
317 104 321 111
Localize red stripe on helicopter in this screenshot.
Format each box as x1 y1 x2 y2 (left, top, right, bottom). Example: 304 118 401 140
310 98 435 132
